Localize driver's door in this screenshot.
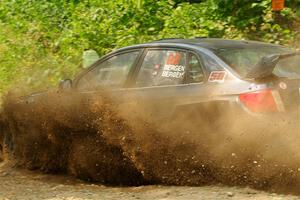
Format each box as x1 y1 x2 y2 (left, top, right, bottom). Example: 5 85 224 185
75 50 141 91
73 49 142 106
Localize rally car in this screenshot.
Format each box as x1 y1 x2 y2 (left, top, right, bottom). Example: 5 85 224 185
57 38 299 121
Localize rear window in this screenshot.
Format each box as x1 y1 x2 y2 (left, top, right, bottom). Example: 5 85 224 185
215 46 300 79
273 56 300 79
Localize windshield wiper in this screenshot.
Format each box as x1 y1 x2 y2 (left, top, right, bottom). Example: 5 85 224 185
246 52 299 79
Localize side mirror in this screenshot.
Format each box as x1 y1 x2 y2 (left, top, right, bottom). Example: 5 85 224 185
83 49 99 68
59 79 72 92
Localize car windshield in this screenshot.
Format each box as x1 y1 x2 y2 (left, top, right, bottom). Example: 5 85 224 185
215 46 300 79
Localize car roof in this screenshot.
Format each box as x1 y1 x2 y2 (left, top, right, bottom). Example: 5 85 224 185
155 38 282 49
117 38 284 52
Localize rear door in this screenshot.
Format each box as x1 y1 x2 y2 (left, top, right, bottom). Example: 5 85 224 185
122 48 208 122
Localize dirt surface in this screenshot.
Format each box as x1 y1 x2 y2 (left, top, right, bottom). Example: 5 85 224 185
0 162 299 200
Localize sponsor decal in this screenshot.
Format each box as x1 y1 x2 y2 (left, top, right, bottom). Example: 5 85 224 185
162 70 185 78
208 71 227 83
160 51 186 79
166 52 181 65
161 64 185 79
279 81 287 90
163 64 185 72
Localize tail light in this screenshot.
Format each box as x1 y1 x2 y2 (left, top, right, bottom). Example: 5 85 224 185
239 89 281 113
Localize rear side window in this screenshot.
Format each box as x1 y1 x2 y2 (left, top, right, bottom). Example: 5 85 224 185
135 50 187 87
202 53 223 71
188 53 205 83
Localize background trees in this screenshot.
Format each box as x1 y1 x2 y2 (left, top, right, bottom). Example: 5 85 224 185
0 0 299 95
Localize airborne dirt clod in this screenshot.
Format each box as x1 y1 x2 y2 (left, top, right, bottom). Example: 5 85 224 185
0 91 300 197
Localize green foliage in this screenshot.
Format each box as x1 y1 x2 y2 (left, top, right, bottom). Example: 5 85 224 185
0 0 298 96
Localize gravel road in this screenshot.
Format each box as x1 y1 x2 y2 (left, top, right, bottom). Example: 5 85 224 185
0 162 299 200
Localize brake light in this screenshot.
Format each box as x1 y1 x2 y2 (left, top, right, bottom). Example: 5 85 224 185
239 89 278 113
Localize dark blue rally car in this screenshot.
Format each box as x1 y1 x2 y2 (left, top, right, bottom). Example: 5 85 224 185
1 38 300 166
57 38 299 122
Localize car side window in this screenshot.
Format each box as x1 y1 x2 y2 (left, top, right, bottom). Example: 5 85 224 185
202 53 223 71
135 50 187 87
188 53 205 83
76 51 139 90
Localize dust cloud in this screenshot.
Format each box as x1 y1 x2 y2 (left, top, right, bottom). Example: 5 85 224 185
0 90 299 194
